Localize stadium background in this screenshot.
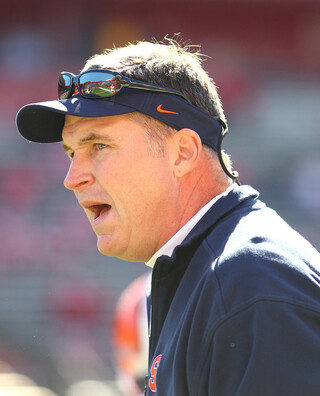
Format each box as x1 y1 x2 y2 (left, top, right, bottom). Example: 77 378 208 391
0 0 319 395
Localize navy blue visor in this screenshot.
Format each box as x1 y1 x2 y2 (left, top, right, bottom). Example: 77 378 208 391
16 84 226 152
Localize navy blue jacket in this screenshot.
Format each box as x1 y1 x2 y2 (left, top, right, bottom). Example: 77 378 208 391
146 185 320 395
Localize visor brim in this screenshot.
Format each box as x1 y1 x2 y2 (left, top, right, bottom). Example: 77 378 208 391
16 90 223 152
16 96 135 143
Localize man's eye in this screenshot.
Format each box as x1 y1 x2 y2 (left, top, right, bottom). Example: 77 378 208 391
94 143 107 151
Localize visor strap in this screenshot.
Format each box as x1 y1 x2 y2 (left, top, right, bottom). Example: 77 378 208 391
216 122 240 185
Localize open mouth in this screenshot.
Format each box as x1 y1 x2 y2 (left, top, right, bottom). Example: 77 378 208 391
89 204 111 221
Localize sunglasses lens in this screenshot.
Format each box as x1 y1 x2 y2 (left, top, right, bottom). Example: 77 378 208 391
58 74 73 99
79 72 122 98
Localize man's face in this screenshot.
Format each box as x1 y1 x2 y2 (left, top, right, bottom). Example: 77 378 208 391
62 114 181 262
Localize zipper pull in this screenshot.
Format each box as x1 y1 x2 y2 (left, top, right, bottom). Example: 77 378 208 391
144 375 148 395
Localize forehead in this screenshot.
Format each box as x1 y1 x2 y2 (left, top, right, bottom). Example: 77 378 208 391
63 114 112 134
61 113 149 149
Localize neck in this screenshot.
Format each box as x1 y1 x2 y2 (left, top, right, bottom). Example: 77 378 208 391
176 164 229 230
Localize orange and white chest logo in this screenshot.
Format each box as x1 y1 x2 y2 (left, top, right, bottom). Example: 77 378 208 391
149 354 163 392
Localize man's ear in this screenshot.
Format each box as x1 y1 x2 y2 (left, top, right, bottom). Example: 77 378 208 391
172 128 202 178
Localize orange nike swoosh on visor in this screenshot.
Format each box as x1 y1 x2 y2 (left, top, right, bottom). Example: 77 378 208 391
156 104 179 114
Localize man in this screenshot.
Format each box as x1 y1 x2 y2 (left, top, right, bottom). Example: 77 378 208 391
16 39 320 395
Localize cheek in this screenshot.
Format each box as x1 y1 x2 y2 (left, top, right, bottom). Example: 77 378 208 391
99 155 154 191
125 169 176 221
98 153 175 214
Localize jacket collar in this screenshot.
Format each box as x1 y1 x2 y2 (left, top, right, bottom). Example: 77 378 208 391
154 184 260 268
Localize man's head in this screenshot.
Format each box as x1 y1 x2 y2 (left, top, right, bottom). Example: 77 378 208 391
16 38 237 262
80 38 233 172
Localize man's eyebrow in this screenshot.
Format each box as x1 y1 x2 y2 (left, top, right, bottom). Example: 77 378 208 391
62 132 115 154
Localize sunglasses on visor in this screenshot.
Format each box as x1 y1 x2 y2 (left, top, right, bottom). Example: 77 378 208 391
58 69 191 103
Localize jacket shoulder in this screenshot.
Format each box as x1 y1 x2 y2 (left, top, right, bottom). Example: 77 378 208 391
203 205 320 314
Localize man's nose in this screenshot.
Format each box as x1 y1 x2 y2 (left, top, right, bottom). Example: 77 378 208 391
64 156 94 191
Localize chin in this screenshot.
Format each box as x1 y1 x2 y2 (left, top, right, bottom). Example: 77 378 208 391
96 233 151 262
96 234 129 261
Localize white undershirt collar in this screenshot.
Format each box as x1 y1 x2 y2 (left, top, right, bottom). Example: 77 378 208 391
145 186 232 268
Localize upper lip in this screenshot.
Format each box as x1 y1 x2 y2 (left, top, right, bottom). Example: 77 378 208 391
79 200 111 220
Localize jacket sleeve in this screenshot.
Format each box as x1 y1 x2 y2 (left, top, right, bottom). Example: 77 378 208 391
201 299 320 396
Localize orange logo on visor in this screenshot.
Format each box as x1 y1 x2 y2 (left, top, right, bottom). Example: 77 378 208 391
156 104 179 115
